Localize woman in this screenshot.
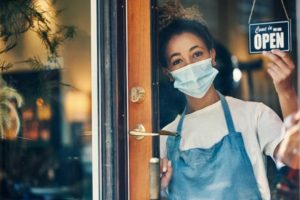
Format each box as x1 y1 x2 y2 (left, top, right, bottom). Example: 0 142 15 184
158 3 298 200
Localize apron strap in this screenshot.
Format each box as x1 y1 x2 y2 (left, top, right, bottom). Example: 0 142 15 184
169 107 186 160
176 107 187 135
218 92 236 133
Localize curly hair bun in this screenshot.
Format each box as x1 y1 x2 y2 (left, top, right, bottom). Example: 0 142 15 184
157 0 206 31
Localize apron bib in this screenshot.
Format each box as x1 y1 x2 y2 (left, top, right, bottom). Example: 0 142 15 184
166 94 261 200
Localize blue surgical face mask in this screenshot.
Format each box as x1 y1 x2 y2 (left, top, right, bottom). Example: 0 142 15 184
170 58 218 98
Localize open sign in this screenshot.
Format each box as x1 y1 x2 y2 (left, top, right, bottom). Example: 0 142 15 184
248 21 291 54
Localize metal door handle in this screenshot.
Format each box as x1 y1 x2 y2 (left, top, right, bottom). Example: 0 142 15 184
129 124 177 140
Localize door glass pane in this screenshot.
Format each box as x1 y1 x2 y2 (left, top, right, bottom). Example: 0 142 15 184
0 1 93 199
157 0 299 199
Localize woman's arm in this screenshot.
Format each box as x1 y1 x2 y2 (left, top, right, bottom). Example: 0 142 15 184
264 50 299 169
274 111 300 169
263 50 298 118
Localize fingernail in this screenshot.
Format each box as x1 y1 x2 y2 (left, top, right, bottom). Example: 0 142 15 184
163 166 167 172
168 161 172 167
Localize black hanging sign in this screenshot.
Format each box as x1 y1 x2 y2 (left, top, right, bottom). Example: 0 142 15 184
248 20 291 54
247 0 291 54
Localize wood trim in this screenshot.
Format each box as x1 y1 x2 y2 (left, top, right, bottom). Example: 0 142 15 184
127 0 153 199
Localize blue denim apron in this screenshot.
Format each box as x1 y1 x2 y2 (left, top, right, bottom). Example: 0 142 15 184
166 94 262 200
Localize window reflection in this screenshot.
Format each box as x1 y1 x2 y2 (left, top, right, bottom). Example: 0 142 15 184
0 0 92 199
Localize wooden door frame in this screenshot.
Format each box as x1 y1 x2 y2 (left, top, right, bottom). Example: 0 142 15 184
97 0 159 199
127 0 152 198
127 0 160 199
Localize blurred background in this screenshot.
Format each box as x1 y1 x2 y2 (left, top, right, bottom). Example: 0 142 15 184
0 0 298 199
0 0 92 199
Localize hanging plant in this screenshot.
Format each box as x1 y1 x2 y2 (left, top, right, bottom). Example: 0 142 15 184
0 0 76 70
0 0 76 139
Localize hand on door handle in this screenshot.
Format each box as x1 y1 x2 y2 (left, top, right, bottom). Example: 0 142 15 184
129 124 177 140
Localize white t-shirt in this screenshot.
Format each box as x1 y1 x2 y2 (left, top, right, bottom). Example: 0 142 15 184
160 96 284 200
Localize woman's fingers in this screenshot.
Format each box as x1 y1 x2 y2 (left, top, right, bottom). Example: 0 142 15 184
160 158 168 170
271 49 295 70
263 49 295 94
267 63 285 78
266 49 294 69
164 161 172 178
263 51 293 77
267 63 286 83
162 158 168 173
264 51 290 74
161 158 172 175
160 158 173 188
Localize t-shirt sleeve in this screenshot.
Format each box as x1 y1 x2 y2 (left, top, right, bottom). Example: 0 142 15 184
256 103 284 159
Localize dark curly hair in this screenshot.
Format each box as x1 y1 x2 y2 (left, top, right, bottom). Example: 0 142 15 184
158 19 215 68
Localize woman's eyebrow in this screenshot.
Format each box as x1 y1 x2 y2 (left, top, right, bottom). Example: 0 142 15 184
169 52 181 60
189 45 203 51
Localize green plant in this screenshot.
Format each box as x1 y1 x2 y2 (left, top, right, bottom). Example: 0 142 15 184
0 0 76 70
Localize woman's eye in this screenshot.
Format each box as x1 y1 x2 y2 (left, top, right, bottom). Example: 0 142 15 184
172 59 182 66
193 51 203 58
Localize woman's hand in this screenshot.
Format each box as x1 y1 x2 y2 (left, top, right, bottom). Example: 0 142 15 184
263 50 298 117
275 110 300 169
263 49 295 94
160 158 173 189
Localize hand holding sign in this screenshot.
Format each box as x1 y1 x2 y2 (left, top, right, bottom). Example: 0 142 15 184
263 50 294 93
263 49 298 117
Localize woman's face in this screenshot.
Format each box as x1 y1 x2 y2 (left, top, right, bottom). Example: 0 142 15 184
165 32 216 72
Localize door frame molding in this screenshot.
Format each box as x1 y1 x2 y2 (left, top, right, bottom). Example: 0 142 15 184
91 0 99 199
96 0 128 199
96 0 159 199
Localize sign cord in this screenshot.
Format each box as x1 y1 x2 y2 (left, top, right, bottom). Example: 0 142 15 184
248 0 256 24
280 0 290 20
248 0 290 24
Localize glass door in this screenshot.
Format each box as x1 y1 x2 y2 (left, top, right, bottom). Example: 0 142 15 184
0 0 95 199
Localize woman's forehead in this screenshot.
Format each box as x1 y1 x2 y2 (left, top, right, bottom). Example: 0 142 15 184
166 32 208 54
